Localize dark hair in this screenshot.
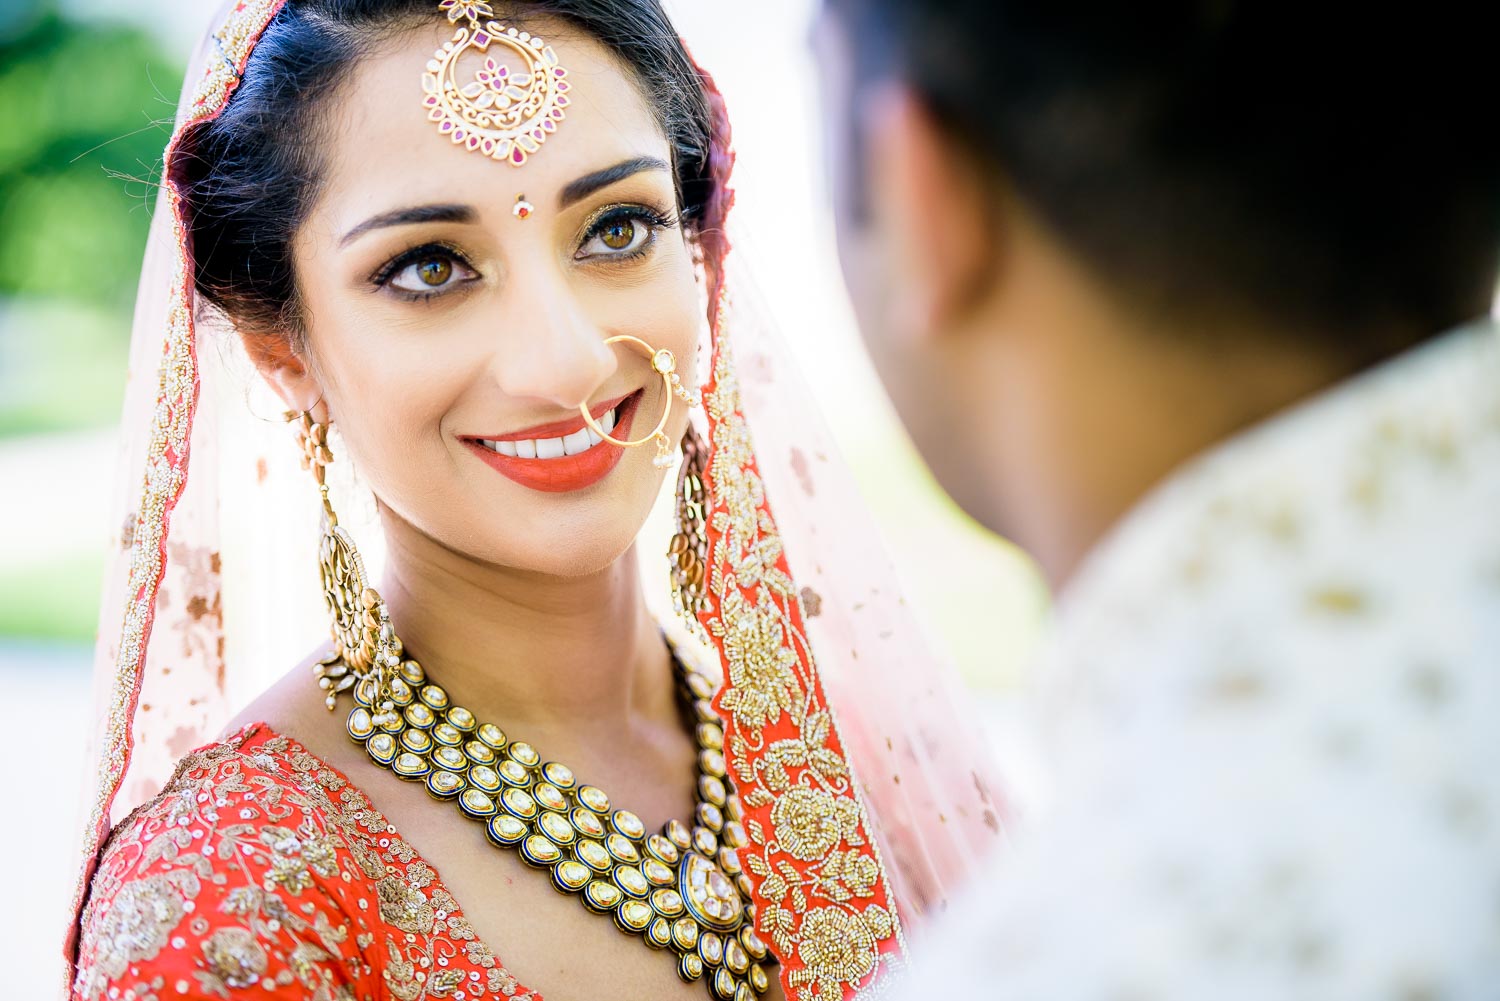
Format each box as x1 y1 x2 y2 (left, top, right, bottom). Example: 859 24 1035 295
825 0 1500 363
175 0 728 340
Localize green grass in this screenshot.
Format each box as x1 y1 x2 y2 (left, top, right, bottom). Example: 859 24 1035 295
0 549 104 642
0 298 128 437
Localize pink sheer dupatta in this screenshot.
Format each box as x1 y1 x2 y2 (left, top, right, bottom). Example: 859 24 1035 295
64 0 293 984
65 4 1009 998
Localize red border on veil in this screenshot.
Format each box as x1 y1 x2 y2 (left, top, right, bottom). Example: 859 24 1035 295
68 12 908 1001
64 0 289 979
689 56 908 999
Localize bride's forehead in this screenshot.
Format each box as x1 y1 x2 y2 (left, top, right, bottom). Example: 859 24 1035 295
318 19 665 188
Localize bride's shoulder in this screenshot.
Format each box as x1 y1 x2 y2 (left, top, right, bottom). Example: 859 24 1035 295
221 645 344 739
71 724 389 1001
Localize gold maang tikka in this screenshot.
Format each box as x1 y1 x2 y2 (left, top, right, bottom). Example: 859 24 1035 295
580 336 699 469
424 1 571 165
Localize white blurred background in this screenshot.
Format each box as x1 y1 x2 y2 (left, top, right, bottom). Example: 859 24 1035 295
0 0 1044 989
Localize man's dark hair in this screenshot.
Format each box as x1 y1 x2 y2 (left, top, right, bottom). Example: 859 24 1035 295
826 0 1500 364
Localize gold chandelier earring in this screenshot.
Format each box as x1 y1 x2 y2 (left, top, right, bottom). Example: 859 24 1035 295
579 335 697 469
287 410 403 720
670 423 711 643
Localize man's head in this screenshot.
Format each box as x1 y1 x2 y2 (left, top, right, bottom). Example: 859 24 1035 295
815 1 1500 573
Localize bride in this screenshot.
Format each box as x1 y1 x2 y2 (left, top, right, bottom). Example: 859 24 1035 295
64 2 1004 1000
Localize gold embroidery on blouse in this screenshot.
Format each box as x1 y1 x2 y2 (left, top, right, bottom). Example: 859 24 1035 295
75 728 536 1001
202 927 270 988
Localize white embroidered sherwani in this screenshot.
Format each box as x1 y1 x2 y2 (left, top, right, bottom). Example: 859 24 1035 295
908 319 1500 999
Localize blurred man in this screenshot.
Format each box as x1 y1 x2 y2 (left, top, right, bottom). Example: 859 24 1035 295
815 1 1500 995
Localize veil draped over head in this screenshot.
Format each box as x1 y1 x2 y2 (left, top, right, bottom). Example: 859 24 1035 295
64 2 1007 996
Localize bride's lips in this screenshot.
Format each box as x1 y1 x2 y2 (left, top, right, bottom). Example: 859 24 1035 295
461 390 642 494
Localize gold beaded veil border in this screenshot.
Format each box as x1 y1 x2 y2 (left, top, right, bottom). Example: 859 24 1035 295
695 269 1012 999
685 46 1009 999
64 2 1009 998
65 3 291 991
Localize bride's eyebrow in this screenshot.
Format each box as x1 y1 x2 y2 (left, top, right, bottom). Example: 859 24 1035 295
340 203 475 248
336 157 670 247
558 155 670 209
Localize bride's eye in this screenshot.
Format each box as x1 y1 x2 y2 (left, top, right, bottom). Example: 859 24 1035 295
577 206 675 261
379 246 478 298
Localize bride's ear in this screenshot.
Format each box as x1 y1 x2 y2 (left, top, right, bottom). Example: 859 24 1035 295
240 327 328 420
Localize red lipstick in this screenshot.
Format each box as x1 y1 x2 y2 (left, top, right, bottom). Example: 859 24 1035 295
462 391 642 494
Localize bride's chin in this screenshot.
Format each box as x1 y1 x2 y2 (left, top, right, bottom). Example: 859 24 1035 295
478 528 645 580
453 485 661 578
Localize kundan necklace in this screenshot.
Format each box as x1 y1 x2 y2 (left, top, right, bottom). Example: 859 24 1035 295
294 411 767 998
315 643 773 1000
304 4 770 985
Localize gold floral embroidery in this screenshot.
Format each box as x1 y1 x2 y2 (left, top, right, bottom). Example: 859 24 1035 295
383 938 425 1001
377 876 436 934
74 726 536 1001
700 325 905 999
262 824 339 893
770 788 841 862
79 871 196 991
718 591 802 728
489 966 524 995
796 908 877 984
202 927 269 988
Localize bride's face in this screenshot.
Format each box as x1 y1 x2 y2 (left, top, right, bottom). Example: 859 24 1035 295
285 21 700 576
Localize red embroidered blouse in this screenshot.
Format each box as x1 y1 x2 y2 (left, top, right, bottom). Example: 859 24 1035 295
73 724 539 1001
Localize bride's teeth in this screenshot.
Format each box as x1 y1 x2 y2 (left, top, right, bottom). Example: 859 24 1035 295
562 427 592 456
483 406 625 461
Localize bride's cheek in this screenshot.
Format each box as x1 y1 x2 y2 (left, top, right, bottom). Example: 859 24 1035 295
618 249 702 368
307 327 454 482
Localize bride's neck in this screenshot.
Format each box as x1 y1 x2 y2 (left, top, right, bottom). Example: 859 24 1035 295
376 515 674 741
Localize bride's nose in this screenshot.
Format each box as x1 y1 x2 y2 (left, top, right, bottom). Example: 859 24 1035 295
491 282 616 409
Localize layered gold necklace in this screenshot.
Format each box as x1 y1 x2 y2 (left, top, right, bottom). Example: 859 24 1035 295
302 11 761 982
295 407 766 998
316 643 773 1000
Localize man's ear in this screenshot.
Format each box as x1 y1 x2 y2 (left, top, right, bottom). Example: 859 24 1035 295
858 85 999 343
240 328 328 421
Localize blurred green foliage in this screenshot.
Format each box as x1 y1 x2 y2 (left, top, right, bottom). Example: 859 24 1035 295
0 3 182 642
0 1 182 434
0 549 102 639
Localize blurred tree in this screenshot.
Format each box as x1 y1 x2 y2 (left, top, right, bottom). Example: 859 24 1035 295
0 2 180 307
0 1 181 433
0 1 46 46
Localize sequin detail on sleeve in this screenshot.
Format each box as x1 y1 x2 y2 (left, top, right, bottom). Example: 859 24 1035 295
73 725 538 1001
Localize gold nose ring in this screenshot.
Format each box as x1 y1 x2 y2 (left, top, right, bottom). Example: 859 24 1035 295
579 335 697 469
